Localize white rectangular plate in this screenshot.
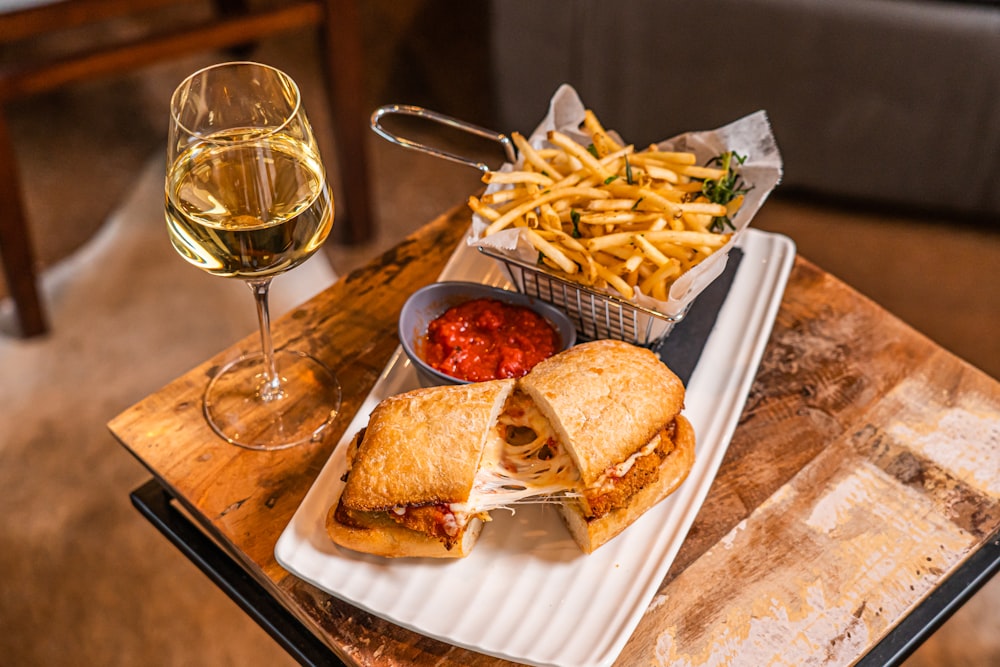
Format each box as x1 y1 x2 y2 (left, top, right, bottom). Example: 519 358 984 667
275 228 796 667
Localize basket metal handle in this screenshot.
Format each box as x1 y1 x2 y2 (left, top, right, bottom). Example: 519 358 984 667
370 104 517 173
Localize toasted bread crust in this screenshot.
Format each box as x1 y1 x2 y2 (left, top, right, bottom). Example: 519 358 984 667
556 414 696 553
518 340 685 486
327 499 483 558
341 379 515 511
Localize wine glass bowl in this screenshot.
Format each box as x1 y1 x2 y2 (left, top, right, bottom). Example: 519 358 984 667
165 62 340 451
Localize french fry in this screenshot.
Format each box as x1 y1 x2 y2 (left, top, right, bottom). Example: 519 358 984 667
534 227 588 253
586 198 640 211
632 234 672 267
594 263 634 299
682 212 711 233
547 130 611 179
468 195 500 222
642 164 680 183
511 131 564 179
471 109 746 301
585 229 728 253
632 187 683 213
675 164 726 180
640 259 682 301
640 149 698 165
582 110 622 157
622 252 645 274
480 187 528 205
677 202 728 216
483 170 554 187
642 229 730 247
524 228 578 274
577 211 662 226
671 181 705 193
483 186 612 236
539 203 563 231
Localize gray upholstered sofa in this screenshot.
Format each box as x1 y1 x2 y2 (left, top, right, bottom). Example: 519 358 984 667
488 0 1000 217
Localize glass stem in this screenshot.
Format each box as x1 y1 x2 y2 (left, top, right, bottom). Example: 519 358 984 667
248 278 282 401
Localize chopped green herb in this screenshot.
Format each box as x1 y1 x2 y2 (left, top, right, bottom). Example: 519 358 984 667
570 210 581 238
631 197 644 211
625 155 634 185
701 151 751 232
587 144 599 159
604 175 619 185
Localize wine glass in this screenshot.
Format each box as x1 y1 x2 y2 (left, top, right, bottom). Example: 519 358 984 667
165 61 341 451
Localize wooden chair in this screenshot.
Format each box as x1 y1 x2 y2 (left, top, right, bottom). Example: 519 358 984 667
0 0 373 337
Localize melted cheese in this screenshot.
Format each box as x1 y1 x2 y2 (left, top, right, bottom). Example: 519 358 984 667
451 391 581 514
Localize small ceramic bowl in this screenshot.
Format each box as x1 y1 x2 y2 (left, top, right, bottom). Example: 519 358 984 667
399 281 576 387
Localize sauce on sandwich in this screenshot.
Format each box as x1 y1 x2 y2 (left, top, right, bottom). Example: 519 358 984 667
422 298 560 381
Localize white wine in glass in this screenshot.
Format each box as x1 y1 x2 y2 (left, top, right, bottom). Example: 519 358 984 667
165 61 341 451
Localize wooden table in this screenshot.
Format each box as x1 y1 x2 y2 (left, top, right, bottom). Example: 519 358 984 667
109 203 1000 666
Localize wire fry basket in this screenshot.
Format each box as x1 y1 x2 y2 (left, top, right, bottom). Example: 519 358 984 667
368 102 760 349
477 246 687 348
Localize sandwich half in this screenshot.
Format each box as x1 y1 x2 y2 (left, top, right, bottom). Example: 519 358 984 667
327 378 516 558
517 339 696 553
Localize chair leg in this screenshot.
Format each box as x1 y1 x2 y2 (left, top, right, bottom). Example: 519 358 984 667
0 111 48 337
318 0 374 245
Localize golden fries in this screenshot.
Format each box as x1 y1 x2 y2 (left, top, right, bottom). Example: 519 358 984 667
471 110 746 301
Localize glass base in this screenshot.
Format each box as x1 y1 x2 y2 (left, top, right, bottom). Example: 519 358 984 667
203 349 341 451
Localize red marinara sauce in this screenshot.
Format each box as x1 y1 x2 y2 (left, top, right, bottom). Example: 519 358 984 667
422 298 560 382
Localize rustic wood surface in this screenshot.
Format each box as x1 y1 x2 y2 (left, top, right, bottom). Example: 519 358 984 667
108 202 1000 666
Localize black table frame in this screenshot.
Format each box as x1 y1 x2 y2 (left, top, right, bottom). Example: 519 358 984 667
130 479 344 667
130 477 1000 667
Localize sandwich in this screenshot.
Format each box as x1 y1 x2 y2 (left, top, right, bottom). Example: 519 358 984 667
327 378 515 558
518 339 696 553
326 376 582 558
327 339 695 558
